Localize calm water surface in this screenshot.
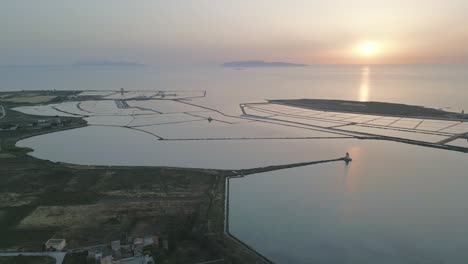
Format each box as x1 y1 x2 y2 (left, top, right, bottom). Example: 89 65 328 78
229 144 468 264
1 65 468 113
18 126 358 169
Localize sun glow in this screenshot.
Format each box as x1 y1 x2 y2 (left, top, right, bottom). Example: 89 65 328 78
356 41 380 57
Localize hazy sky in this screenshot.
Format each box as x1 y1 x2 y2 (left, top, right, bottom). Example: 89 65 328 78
2 0 468 65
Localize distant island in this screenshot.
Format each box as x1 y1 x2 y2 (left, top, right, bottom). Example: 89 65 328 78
222 60 307 67
73 60 146 67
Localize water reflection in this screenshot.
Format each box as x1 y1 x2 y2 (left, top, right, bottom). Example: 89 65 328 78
345 146 362 195
229 142 468 263
343 146 362 217
359 66 370 101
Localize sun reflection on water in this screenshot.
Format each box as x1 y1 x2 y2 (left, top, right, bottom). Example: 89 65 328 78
341 146 363 217
359 66 370 101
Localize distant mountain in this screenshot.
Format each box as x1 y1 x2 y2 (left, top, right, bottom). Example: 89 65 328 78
73 60 146 67
222 60 307 67
0 64 64 68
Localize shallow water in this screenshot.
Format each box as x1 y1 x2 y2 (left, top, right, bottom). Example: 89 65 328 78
17 125 359 169
229 144 468 264
138 120 347 139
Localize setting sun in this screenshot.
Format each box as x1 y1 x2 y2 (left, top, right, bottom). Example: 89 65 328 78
356 41 380 57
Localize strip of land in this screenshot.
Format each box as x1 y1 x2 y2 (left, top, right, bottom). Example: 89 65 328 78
269 99 467 120
241 100 468 153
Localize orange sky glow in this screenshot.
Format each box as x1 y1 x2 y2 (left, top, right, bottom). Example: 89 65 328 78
1 0 468 65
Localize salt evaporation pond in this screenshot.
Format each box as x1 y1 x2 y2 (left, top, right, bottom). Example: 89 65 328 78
17 126 357 169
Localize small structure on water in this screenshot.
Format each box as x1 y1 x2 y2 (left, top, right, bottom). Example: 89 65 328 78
344 152 352 163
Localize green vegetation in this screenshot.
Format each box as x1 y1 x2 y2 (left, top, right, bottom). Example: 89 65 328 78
0 256 55 264
62 252 90 264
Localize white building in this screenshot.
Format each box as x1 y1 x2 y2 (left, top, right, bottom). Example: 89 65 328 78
111 240 121 252
45 238 66 251
143 236 156 247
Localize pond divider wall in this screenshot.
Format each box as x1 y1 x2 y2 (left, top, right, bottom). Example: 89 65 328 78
223 157 348 263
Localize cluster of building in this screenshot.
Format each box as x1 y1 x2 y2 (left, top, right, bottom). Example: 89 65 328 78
0 123 18 131
1 118 67 131
30 118 64 129
45 235 164 264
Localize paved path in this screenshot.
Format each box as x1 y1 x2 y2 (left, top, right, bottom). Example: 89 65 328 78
192 259 225 264
0 252 66 264
0 105 5 119
437 133 468 144
235 157 347 177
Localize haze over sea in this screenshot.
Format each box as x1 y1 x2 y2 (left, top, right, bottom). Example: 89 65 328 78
1 64 467 113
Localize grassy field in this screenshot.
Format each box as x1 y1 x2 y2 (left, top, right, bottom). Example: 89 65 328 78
2 95 57 104
0 146 224 251
0 256 55 264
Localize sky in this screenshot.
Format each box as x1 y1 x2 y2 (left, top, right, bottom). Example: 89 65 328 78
1 0 468 65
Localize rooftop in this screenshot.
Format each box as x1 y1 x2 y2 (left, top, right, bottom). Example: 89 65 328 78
46 239 65 245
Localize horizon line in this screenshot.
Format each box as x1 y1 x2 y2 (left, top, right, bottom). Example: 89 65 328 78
1 62 468 68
